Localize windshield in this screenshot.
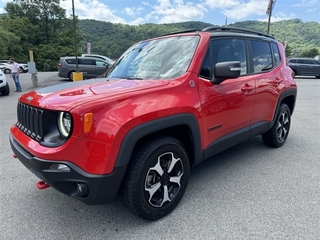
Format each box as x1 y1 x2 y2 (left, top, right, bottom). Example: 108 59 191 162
106 35 199 80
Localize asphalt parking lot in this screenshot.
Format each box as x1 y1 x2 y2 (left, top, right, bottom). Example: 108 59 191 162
0 73 319 239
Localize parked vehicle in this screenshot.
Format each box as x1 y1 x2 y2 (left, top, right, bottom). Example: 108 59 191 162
0 60 28 73
288 57 320 78
10 27 297 221
58 56 111 80
81 54 115 66
0 63 11 74
0 69 10 95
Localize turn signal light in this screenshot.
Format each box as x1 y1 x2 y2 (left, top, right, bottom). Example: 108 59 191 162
83 113 93 133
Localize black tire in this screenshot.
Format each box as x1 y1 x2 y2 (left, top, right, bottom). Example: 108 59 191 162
292 70 296 77
4 68 10 74
120 136 190 221
316 76 320 79
68 71 74 81
262 103 291 148
0 83 10 96
19 67 23 73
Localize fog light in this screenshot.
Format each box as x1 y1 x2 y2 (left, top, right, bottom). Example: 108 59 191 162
49 164 70 172
76 183 88 196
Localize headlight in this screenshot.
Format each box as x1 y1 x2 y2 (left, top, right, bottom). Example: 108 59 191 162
57 112 73 137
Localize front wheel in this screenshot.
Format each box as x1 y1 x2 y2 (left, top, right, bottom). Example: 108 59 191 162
262 103 291 148
0 82 10 95
120 136 190 221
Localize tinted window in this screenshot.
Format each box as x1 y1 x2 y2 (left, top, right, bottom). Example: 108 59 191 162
200 38 247 78
250 40 272 73
79 59 96 65
272 43 281 65
65 59 76 64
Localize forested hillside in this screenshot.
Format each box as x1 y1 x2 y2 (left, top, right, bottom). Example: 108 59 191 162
78 21 213 59
79 18 320 58
229 19 320 56
1 0 319 71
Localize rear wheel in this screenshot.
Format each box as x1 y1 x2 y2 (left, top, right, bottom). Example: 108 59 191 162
262 103 291 148
19 67 23 73
292 70 297 77
68 71 74 81
120 136 190 221
4 68 10 74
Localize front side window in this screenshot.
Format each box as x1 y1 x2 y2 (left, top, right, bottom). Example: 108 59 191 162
96 60 107 66
199 38 247 78
250 40 272 73
106 36 199 80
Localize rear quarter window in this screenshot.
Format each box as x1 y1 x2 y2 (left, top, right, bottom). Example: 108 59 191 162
271 43 281 65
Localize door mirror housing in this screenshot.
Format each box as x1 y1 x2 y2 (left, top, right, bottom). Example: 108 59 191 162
211 61 241 84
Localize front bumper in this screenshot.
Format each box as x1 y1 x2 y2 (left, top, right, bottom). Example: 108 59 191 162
9 134 126 205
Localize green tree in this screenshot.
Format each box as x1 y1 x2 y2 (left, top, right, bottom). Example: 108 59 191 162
285 44 292 57
4 0 82 70
0 26 20 58
5 0 67 44
299 48 319 57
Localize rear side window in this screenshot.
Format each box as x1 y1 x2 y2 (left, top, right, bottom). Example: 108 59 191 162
65 58 76 64
250 40 272 73
79 59 96 65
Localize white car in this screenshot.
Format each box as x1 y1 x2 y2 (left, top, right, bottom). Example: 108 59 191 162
0 69 10 95
81 54 115 66
0 63 11 74
0 60 28 73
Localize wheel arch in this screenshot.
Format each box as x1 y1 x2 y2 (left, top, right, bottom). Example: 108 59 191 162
270 88 297 127
114 113 203 169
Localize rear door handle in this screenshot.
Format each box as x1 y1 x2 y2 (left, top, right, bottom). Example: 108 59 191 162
273 78 283 85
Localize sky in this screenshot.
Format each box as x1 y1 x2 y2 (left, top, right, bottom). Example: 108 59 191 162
0 0 319 26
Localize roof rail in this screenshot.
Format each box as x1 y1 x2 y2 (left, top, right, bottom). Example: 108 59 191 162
158 29 200 37
202 26 274 39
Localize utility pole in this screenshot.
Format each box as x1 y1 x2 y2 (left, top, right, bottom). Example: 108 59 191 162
71 0 83 81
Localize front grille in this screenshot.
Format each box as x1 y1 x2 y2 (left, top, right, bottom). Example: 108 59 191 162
16 102 44 141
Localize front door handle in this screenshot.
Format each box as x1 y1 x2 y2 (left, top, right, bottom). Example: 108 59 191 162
241 85 253 92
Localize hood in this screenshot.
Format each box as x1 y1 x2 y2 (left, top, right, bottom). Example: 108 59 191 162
19 78 169 111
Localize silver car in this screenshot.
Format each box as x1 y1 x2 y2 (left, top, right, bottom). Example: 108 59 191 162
58 56 111 80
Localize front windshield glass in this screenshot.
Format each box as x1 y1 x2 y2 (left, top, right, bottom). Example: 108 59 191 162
106 35 199 80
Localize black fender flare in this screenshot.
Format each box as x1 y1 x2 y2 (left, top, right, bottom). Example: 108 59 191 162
114 113 203 168
272 88 297 126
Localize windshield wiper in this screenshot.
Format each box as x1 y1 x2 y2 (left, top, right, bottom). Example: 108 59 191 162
125 77 144 80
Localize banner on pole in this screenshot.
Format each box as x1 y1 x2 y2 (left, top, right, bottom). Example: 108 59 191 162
266 0 276 15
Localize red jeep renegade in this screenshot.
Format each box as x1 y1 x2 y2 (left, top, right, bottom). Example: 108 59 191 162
9 27 297 221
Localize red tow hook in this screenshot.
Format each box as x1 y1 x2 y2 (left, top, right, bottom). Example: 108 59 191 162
36 180 50 190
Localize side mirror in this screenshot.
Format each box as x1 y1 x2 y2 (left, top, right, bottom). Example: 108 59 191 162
211 61 241 84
